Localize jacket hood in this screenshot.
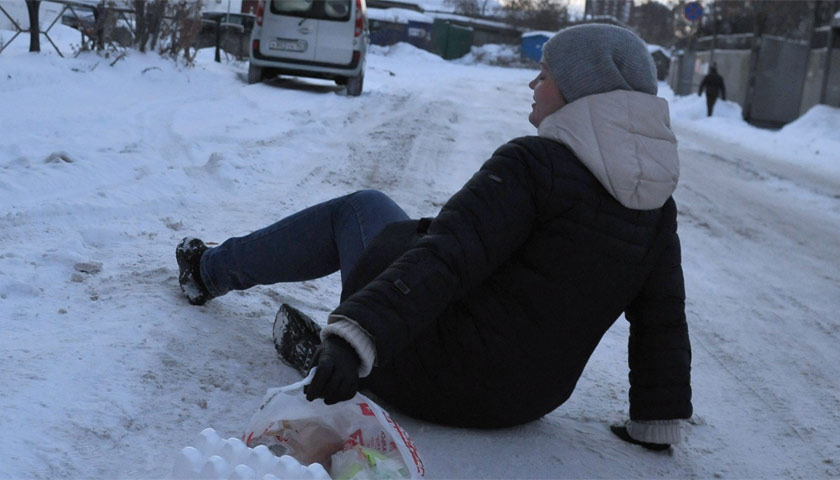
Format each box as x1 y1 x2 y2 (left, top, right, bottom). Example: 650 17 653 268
537 90 679 210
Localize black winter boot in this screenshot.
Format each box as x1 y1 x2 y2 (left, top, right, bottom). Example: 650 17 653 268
273 303 322 376
176 237 212 306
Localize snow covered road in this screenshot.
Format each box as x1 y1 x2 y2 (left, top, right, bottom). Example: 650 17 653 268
670 124 840 477
2 25 840 478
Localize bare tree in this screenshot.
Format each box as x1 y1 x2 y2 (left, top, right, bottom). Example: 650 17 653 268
131 0 199 62
695 0 839 41
25 0 40 52
159 1 202 61
445 0 497 17
630 1 675 47
134 0 167 53
504 0 570 32
445 0 479 16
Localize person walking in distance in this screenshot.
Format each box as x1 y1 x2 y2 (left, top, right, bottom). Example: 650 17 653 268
698 63 726 117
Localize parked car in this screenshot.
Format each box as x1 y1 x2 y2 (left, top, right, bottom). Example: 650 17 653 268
60 6 132 47
197 12 256 59
61 7 96 37
248 0 368 96
200 11 256 37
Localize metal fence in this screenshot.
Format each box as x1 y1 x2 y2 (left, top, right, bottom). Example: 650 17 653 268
0 0 232 59
0 0 136 56
669 29 840 128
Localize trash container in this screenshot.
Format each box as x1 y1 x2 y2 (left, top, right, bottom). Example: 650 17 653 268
432 19 473 60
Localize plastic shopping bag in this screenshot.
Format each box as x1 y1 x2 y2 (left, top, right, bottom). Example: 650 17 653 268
242 370 425 480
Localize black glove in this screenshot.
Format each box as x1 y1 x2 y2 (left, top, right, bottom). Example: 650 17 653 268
304 335 360 405
610 425 670 451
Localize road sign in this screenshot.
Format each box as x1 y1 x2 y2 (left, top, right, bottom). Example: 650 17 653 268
685 1 704 21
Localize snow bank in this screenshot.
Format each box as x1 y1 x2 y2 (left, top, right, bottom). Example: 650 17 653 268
779 104 840 153
368 42 444 64
455 43 535 68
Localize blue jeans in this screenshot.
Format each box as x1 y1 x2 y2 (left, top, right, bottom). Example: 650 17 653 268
200 190 409 297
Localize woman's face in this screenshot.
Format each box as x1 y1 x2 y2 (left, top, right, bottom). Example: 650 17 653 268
528 64 566 128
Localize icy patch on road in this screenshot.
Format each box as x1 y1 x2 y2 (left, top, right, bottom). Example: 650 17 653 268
171 428 330 480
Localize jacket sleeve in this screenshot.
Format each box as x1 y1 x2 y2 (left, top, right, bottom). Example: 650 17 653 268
331 140 551 366
623 221 693 421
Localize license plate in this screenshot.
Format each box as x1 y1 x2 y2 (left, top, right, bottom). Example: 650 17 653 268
269 38 307 52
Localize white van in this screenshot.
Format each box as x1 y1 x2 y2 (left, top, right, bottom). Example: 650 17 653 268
248 0 368 96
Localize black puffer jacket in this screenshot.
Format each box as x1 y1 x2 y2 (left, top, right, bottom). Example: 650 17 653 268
334 135 692 428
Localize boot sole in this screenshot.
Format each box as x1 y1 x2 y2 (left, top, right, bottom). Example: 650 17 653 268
273 303 322 376
176 238 210 306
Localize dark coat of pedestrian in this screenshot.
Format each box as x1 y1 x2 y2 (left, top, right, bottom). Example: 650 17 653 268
340 135 692 431
699 65 727 116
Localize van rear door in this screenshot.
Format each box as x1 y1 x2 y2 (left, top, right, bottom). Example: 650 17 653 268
313 0 355 65
263 0 319 62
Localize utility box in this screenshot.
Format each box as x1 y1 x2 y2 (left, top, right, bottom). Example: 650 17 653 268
406 20 432 51
369 19 406 45
521 31 552 62
668 50 697 96
368 7 433 50
432 19 473 60
648 47 670 81
747 36 811 128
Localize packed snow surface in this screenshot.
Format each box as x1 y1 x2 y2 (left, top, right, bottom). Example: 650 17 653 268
2 24 840 479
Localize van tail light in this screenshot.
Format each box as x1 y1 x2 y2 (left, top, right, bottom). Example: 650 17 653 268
256 0 265 26
253 39 260 55
354 0 364 37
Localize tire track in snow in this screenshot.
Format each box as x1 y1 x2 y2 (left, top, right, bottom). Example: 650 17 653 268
675 129 840 476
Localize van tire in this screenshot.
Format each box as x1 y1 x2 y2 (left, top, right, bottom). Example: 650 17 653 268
346 73 363 96
247 64 263 84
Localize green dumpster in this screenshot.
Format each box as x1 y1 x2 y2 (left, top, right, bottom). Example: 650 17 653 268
432 19 474 60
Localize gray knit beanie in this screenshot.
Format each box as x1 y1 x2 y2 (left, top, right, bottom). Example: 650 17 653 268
541 24 657 103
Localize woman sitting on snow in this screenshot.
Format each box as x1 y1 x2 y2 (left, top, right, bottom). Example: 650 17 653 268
176 24 692 451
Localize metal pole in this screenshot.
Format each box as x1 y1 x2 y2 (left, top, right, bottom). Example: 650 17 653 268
215 16 221 62
25 0 40 52
742 1 766 123
798 0 820 114
819 0 838 103
710 0 716 65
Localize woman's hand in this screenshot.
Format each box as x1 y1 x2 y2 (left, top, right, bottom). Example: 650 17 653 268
304 335 360 405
